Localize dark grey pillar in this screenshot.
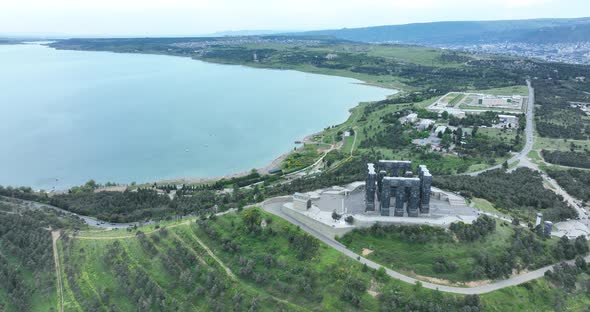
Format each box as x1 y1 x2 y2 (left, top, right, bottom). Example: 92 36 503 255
407 182 420 217
418 165 432 214
394 183 405 217
366 163 376 211
380 178 391 216
377 170 386 198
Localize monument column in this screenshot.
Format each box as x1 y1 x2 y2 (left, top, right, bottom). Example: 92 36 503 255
407 182 420 217
394 182 405 217
418 165 432 214
380 178 391 216
365 163 376 211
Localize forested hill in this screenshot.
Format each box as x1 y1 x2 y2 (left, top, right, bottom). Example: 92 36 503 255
292 17 590 44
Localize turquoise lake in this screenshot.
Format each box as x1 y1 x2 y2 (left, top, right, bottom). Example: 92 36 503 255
0 44 392 190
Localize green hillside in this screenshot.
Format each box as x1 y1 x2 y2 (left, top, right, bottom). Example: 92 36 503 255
54 209 484 311
293 17 590 44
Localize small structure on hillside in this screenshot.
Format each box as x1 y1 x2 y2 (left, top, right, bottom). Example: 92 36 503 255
544 220 553 236
498 114 519 128
293 192 312 211
536 213 543 227
400 113 418 124
417 119 435 130
434 126 448 136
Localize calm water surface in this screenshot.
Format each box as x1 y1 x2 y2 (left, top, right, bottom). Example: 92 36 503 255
0 44 392 189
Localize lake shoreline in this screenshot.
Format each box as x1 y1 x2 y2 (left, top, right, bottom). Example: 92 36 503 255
8 43 396 191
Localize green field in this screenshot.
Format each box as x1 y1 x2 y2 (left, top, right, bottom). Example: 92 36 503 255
478 128 518 143
471 197 513 219
338 222 519 283
56 210 590 311
2 196 589 311
55 209 495 311
282 144 322 173
481 278 590 312
449 93 466 106
533 136 590 152
472 85 529 96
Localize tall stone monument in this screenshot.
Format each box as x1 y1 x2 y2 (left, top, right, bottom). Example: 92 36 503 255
365 160 432 217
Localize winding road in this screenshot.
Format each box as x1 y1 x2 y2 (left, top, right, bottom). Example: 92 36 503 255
460 80 588 219
11 79 589 298
6 187 586 297
261 199 589 295
256 81 590 294
467 80 535 176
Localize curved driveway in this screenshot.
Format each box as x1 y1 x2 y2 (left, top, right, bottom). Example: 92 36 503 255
262 199 589 295
467 80 535 176
6 192 587 295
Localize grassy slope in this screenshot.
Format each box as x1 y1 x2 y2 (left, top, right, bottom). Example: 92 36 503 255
471 198 511 219
482 279 590 312
56 210 590 311
0 199 81 312
339 222 517 283
60 226 285 311
58 213 380 311
534 136 590 152
0 243 57 312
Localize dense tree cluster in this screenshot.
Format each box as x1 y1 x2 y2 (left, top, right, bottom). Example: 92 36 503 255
433 256 459 274
195 213 328 304
0 210 54 311
195 210 500 311
547 169 590 203
544 257 590 293
448 111 501 128
449 215 496 242
339 223 453 246
0 185 48 202
340 276 367 307
532 79 590 140
102 240 180 311
50 189 171 222
542 150 590 169
458 130 517 160
434 168 576 221
288 230 320 260
472 230 588 280
0 199 83 311
341 217 589 282
0 182 265 223
360 120 412 150
378 286 484 312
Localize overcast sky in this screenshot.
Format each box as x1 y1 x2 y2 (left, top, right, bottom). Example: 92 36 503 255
1 0 589 37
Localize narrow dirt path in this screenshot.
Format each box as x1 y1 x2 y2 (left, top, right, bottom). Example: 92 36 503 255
350 127 358 156
51 231 64 312
169 231 208 266
186 229 236 280
75 220 191 240
184 227 307 309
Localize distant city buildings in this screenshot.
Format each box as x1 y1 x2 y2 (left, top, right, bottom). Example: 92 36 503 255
440 41 590 65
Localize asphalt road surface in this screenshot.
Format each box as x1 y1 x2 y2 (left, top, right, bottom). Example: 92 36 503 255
467 80 535 176
262 199 590 295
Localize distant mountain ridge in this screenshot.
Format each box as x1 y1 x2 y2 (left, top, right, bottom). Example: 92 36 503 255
291 17 590 45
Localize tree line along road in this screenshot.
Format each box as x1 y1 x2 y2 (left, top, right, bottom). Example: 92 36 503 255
261 199 590 295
